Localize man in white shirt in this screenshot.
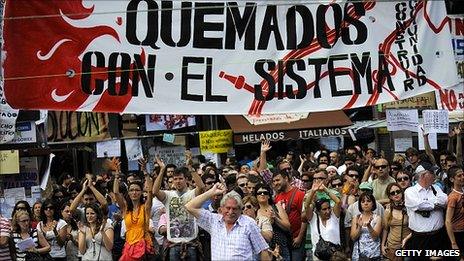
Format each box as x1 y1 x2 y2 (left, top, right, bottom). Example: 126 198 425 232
153 166 205 260
404 169 450 259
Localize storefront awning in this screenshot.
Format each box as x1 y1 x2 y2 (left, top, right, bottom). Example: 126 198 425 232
225 111 352 144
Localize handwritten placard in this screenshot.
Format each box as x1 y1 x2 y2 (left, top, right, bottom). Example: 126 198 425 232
124 139 143 161
386 109 419 132
423 110 449 133
0 150 19 174
199 130 233 154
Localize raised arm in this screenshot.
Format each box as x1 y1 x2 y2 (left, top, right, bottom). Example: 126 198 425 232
185 183 226 218
88 179 108 209
70 180 88 212
301 186 317 222
144 174 154 215
258 140 271 172
423 130 437 166
192 170 205 196
456 126 462 166
152 156 167 202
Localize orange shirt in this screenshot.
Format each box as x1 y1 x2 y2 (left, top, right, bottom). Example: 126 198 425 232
448 190 464 232
124 205 151 245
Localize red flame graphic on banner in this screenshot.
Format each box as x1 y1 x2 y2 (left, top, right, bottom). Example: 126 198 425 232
2 0 135 112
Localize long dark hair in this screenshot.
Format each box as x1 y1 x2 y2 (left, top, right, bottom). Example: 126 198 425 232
12 201 32 221
40 199 60 222
60 202 78 231
125 181 145 212
84 203 103 232
254 183 274 206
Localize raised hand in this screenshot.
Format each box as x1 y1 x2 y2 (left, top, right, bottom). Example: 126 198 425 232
210 183 227 196
138 157 148 173
105 157 121 172
155 155 165 169
260 139 272 153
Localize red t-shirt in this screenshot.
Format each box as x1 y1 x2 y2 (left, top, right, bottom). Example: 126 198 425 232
274 187 305 239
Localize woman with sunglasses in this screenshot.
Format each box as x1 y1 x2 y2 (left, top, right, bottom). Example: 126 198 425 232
12 201 32 222
395 170 411 190
242 196 273 243
61 202 80 261
255 183 291 261
37 199 68 260
381 183 410 260
445 166 464 254
78 203 114 260
11 210 51 261
350 192 382 260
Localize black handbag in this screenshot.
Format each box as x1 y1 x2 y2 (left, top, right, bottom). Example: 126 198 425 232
24 252 53 261
314 214 341 260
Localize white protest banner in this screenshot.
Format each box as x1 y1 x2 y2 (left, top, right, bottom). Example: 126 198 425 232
1 1 459 115
124 139 143 161
0 0 19 144
386 109 419 132
436 83 464 112
148 146 185 168
146 115 196 131
422 110 449 134
418 125 437 150
96 140 121 158
392 131 412 152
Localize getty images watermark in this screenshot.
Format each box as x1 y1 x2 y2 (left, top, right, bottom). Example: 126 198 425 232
395 250 461 257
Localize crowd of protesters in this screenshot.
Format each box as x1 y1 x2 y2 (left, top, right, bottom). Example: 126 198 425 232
0 124 463 261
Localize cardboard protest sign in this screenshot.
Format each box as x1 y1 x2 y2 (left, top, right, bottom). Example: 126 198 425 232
1 1 458 114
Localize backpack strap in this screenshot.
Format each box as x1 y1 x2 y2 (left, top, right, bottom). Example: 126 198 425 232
285 188 298 214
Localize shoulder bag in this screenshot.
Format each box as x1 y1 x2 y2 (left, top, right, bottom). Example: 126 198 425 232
314 214 341 260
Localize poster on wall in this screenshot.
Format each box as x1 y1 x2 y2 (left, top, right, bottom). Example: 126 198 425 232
1 1 459 115
145 115 196 131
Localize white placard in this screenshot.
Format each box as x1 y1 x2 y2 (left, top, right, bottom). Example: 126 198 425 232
148 146 186 168
386 109 419 132
124 139 143 161
423 110 449 133
96 140 121 158
418 125 438 150
3 187 26 218
394 138 413 152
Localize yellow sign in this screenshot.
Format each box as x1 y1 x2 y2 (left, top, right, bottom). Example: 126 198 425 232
381 92 436 110
199 130 233 154
0 150 20 174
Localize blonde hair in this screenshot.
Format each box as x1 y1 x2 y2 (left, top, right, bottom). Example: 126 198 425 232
242 196 259 209
393 154 406 165
12 210 30 233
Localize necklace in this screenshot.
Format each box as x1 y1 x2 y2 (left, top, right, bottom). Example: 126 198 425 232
89 226 97 257
131 207 141 224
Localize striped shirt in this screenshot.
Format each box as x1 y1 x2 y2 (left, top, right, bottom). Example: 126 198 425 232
0 218 12 261
12 229 39 261
197 209 269 260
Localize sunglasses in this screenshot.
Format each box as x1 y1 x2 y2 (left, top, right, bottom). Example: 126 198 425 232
374 165 388 169
331 183 343 188
242 204 254 210
389 189 402 196
347 174 358 178
256 191 270 196
301 179 312 183
397 176 409 182
205 181 215 185
313 177 325 180
238 183 247 187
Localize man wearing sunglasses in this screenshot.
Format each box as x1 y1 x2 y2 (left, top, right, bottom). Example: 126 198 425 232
370 158 396 206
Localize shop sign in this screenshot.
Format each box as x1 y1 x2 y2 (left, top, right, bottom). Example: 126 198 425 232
47 111 109 143
235 128 347 144
8 121 36 144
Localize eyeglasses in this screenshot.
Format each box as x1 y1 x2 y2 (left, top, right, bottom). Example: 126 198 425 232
242 204 254 210
331 183 343 188
256 191 270 196
205 181 215 185
374 165 388 169
397 176 409 182
389 189 402 196
238 183 247 187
